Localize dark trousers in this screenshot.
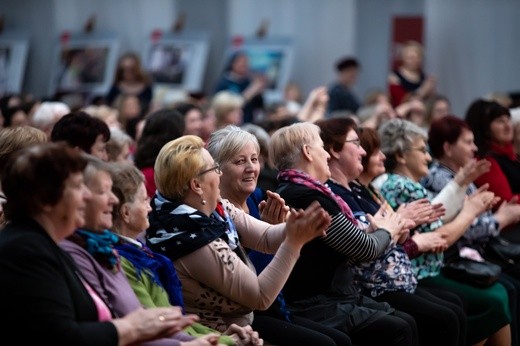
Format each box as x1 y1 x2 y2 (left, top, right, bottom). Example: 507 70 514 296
252 313 352 346
375 287 466 346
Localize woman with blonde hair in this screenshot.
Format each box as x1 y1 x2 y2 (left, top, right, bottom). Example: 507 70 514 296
146 134 331 345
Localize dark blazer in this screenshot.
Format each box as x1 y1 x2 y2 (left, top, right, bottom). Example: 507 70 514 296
0 218 118 345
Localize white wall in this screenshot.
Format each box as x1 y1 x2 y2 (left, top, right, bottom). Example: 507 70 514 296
1 0 520 115
227 0 357 98
0 0 177 98
426 0 520 115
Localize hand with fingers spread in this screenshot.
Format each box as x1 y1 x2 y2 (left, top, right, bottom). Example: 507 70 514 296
258 190 290 224
284 201 331 247
397 199 445 226
462 184 497 218
454 159 491 187
494 196 520 229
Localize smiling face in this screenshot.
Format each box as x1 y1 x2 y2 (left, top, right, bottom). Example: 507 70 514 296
184 109 203 137
84 170 119 231
401 136 431 181
52 172 92 235
220 141 260 201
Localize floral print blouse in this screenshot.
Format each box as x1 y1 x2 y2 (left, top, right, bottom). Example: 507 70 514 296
328 179 418 297
380 173 444 280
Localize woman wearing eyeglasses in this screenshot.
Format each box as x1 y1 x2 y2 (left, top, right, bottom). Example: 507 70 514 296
207 125 352 346
379 118 512 346
269 122 418 346
146 135 331 344
316 117 468 346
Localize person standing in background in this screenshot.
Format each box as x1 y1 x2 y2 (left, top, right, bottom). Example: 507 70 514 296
327 57 361 116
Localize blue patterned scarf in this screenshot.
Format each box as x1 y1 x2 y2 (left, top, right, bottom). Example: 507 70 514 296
115 240 185 310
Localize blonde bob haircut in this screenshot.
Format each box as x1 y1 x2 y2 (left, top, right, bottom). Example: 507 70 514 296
154 135 206 200
269 122 321 171
206 125 260 165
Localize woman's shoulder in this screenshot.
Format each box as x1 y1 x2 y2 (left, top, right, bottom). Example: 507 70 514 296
277 182 340 213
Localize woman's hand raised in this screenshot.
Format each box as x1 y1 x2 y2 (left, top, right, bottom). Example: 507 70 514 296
258 190 290 224
284 201 331 247
368 206 413 242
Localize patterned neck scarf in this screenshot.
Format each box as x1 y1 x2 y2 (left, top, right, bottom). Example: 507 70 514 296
146 192 229 261
74 229 121 271
115 239 185 310
278 169 358 225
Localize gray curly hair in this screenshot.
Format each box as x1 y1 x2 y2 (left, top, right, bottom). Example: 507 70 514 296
378 118 427 172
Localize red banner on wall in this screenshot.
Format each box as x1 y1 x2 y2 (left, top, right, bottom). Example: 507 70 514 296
390 16 424 70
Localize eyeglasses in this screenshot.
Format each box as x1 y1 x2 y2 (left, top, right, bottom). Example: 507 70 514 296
408 147 429 154
198 163 222 176
345 138 361 148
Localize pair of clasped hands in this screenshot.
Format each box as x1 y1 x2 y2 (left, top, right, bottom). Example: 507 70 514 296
122 306 263 345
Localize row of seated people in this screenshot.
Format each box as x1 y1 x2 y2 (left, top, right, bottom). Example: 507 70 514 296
1 94 520 345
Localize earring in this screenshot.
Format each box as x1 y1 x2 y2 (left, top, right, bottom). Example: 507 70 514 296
201 199 207 205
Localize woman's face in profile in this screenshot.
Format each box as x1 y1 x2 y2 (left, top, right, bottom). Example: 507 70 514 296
84 170 119 231
339 129 366 181
52 172 92 235
366 149 386 180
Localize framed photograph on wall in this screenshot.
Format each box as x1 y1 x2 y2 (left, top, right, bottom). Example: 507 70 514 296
143 31 210 92
0 34 29 95
49 34 119 99
222 37 295 103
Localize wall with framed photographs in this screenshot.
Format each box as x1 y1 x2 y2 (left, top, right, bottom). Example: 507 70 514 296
221 37 294 103
143 31 210 93
48 33 119 106
0 33 29 95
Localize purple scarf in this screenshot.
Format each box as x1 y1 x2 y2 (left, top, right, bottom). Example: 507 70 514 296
278 169 358 225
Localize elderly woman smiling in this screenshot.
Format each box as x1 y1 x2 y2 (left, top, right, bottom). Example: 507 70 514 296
379 118 512 346
0 143 189 345
146 135 331 343
207 125 352 346
269 122 418 346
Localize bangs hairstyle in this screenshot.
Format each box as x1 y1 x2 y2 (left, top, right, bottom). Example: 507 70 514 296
269 122 321 171
428 115 471 159
465 99 510 156
207 125 260 165
154 135 206 200
2 143 87 221
315 117 358 154
358 127 381 170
